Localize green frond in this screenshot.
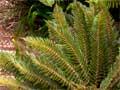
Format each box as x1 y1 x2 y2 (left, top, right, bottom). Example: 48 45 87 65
25 37 82 84
0 53 31 90
85 3 118 86
48 4 91 82
28 55 87 90
100 53 120 90
104 0 120 8
15 53 61 89
0 76 29 90
89 0 120 8
88 9 117 87
95 10 107 87
72 1 94 83
0 53 57 89
47 4 80 60
0 53 16 73
104 11 118 64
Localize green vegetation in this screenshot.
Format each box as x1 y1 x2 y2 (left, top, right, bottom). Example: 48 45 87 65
0 1 120 90
90 0 120 8
14 0 120 37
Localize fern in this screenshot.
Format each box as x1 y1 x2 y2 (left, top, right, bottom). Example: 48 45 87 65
0 1 119 90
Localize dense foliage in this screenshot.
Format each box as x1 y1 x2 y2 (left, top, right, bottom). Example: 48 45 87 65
0 1 120 90
14 0 120 37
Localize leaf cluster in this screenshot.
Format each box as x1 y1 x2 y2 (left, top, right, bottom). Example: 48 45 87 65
0 1 119 90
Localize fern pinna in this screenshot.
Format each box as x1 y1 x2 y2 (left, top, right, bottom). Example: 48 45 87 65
0 1 119 90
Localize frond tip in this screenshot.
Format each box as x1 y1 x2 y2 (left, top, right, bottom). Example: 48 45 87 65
0 76 29 90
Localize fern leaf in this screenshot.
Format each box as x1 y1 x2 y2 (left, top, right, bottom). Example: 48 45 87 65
29 55 86 90
48 4 81 64
25 37 82 84
0 53 56 89
100 54 120 90
89 0 120 8
0 76 29 90
105 11 118 65
93 10 110 87
72 2 92 82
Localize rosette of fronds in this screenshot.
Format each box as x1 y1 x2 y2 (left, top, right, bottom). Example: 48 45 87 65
0 1 119 90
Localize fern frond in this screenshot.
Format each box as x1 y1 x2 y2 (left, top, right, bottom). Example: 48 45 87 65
47 19 89 81
72 2 93 83
100 54 120 90
105 0 120 8
0 53 57 89
47 5 85 75
95 11 106 87
91 10 113 87
25 37 82 84
0 76 29 90
87 8 117 87
89 0 120 8
28 55 87 90
105 10 118 65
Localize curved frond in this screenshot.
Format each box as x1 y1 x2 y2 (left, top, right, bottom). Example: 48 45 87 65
100 53 120 90
0 53 57 89
0 76 29 90
29 55 86 90
47 4 90 82
25 37 82 84
72 2 94 83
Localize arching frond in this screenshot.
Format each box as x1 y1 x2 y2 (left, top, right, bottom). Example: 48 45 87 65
72 2 94 82
0 53 58 89
0 53 31 90
100 52 120 90
47 4 90 82
25 37 82 84
0 76 29 90
28 54 86 90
